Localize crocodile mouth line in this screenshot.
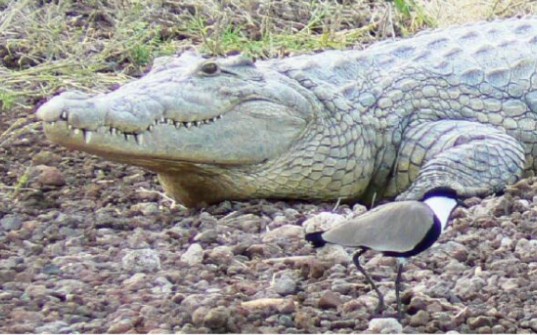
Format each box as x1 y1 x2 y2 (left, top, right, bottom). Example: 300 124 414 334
45 113 225 145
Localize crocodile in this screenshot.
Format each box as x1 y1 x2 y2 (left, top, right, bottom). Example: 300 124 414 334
37 17 537 208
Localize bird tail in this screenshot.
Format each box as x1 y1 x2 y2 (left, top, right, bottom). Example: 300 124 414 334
305 231 327 248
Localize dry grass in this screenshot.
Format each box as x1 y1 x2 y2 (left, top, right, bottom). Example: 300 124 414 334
0 0 536 112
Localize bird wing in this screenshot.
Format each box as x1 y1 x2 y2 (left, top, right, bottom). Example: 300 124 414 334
321 201 436 253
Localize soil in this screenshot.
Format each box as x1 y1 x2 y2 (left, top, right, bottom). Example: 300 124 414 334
2 2 537 334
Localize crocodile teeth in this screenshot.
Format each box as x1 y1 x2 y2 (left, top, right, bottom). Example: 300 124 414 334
61 111 68 120
185 122 192 128
68 124 73 130
167 119 174 125
110 128 117 135
134 134 144 145
160 117 165 124
73 128 80 135
148 125 154 132
84 130 92 144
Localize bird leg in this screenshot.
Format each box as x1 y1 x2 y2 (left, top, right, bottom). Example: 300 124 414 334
352 250 385 316
395 259 405 323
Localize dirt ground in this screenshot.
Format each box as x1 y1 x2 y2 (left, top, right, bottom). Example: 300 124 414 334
2 1 537 334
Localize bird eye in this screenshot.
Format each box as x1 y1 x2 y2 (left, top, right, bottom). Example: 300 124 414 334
200 62 219 75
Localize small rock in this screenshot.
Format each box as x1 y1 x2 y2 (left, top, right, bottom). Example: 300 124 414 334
206 245 234 265
35 321 70 334
203 306 230 330
241 298 294 310
23 284 48 298
315 244 351 264
54 279 88 295
367 318 403 334
262 224 304 243
331 279 354 295
151 276 173 294
194 229 218 243
492 325 505 333
107 319 134 333
127 228 150 249
409 310 430 327
515 238 537 262
467 316 492 329
123 273 147 290
302 212 346 234
318 291 342 309
476 326 492 334
31 151 61 166
131 202 160 216
500 278 519 291
122 249 161 272
273 274 298 296
530 319 537 332
181 243 204 265
192 307 209 326
278 314 295 328
32 165 65 186
277 299 296 314
453 276 485 300
0 214 23 231
181 293 221 314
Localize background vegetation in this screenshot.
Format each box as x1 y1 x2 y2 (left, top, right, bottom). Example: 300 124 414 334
1 0 536 113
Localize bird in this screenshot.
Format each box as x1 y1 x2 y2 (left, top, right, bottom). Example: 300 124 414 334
305 187 460 321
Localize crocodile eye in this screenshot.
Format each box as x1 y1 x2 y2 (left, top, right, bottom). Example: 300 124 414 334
200 62 219 75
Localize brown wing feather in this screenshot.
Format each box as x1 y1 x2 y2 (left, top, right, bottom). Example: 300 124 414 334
321 201 435 252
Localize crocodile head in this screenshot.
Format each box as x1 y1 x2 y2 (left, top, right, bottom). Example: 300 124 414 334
36 51 329 207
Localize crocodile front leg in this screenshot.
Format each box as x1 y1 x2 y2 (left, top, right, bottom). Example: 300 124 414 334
388 121 526 201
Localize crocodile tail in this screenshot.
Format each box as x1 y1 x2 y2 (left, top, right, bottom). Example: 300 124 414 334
305 231 327 248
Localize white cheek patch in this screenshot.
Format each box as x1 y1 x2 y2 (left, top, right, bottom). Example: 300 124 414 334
423 196 458 232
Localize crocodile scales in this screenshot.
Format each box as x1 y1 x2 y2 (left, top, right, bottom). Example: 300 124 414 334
37 17 537 208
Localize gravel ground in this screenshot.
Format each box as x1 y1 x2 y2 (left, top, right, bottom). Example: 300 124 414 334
2 1 537 333
2 104 537 333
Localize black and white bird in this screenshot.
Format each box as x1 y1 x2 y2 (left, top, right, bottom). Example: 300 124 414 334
305 188 460 321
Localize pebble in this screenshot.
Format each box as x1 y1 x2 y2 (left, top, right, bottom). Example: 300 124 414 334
123 273 147 290
206 245 234 265
151 276 173 294
315 244 351 264
409 310 430 327
203 306 230 330
0 214 23 231
32 165 66 186
193 229 218 243
453 276 485 300
34 321 70 334
318 291 342 309
180 243 204 265
367 318 403 334
122 249 161 272
131 202 160 216
241 298 294 310
262 224 304 243
273 274 298 296
529 319 537 332
302 212 346 234
514 238 537 262
107 319 134 333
